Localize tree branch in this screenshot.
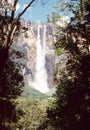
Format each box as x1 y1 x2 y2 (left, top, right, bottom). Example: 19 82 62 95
11 0 18 21
17 0 35 20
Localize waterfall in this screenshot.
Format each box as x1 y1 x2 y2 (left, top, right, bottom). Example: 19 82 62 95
43 25 46 49
32 24 49 93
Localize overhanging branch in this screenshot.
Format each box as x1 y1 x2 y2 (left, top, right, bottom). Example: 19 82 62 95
17 0 35 20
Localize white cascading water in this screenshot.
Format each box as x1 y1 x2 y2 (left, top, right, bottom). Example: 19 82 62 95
32 24 49 93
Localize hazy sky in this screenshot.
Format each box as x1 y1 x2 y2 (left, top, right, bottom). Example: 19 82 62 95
16 0 56 22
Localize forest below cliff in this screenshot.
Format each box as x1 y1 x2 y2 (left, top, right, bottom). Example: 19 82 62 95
0 0 90 130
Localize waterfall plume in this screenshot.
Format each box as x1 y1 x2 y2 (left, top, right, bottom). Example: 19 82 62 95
31 23 49 93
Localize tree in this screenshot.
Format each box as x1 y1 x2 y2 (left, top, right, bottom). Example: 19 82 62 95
0 56 24 130
0 0 36 129
40 0 90 130
0 0 51 129
0 0 35 72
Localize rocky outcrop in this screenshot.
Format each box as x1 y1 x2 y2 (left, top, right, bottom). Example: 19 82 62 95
45 54 55 88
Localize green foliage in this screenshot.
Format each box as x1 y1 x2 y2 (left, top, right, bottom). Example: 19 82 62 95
55 47 64 55
22 86 49 99
0 1 39 130
47 12 61 23
16 86 52 130
43 0 90 130
16 97 42 130
0 48 24 130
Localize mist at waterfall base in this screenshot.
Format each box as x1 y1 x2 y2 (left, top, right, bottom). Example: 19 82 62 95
30 24 50 94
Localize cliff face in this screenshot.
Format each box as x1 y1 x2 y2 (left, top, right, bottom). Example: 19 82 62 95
12 21 55 90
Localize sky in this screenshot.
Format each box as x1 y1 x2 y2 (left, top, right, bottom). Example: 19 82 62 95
15 0 56 22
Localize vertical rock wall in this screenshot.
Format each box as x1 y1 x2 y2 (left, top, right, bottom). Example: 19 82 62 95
12 21 55 89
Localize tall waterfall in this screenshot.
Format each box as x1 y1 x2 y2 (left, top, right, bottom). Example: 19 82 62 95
32 24 49 93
